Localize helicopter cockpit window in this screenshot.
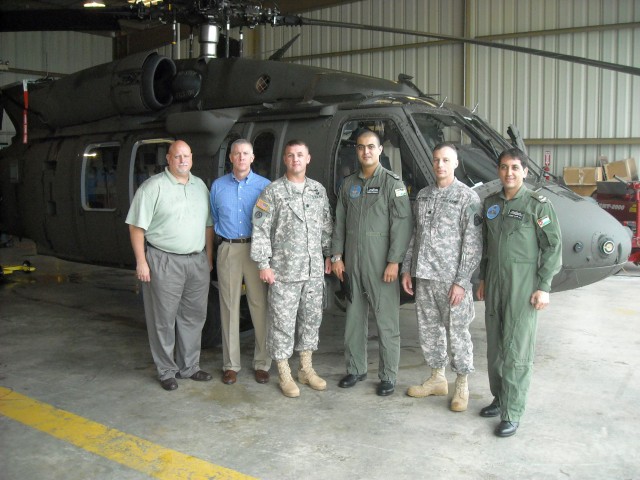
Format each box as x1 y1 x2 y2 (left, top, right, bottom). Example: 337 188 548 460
83 144 120 210
412 112 504 188
131 140 172 198
334 119 427 198
252 131 275 180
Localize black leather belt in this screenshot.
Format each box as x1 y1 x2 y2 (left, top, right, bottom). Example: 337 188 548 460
220 237 251 244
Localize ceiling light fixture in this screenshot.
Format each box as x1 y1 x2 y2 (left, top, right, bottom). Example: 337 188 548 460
84 1 106 7
127 0 163 5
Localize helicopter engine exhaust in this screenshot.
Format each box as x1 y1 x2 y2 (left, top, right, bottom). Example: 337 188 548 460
27 52 176 128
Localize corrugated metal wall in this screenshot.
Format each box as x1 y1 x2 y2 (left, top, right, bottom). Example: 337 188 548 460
254 0 640 176
0 31 112 146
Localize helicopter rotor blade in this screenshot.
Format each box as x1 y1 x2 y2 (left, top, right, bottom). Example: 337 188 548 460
292 16 640 77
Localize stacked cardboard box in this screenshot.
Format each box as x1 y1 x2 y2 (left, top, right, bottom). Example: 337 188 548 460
563 166 603 196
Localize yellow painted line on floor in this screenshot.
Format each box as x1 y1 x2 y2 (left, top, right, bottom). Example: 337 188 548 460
0 387 256 480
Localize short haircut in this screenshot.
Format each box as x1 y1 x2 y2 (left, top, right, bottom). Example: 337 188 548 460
498 148 528 169
433 142 458 154
356 129 381 145
231 138 253 150
285 139 309 150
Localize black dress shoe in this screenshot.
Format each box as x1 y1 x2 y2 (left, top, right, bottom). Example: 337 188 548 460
494 420 519 437
480 397 500 417
338 373 367 388
189 370 212 381
160 378 178 391
377 381 395 396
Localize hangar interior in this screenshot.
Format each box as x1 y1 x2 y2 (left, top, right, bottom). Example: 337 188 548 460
1 1 640 479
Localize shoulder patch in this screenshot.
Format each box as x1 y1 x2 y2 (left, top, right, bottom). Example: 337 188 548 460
395 187 408 197
385 169 401 180
529 190 548 203
256 198 270 212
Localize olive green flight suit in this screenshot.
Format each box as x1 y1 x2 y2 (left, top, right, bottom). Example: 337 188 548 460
479 185 562 422
332 164 413 382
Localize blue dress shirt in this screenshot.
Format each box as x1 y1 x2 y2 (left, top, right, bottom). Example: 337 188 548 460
210 170 270 239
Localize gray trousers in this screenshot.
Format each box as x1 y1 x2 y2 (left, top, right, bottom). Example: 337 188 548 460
142 247 209 381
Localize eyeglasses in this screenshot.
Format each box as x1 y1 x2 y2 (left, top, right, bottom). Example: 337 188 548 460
356 144 379 151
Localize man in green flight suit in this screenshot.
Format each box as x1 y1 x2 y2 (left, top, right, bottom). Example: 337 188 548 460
477 148 562 437
331 129 413 396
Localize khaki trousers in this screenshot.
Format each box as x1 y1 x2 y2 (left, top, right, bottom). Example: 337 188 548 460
216 242 270 372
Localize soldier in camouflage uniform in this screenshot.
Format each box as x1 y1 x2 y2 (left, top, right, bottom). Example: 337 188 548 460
401 143 483 412
250 139 333 398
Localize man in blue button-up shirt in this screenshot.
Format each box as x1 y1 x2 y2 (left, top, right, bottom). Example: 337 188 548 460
210 139 271 385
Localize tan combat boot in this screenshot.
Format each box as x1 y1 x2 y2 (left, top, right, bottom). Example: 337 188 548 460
407 367 448 398
298 350 327 391
450 374 469 412
277 359 300 398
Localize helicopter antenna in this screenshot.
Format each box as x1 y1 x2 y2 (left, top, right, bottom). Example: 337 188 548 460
397 74 424 97
438 96 448 108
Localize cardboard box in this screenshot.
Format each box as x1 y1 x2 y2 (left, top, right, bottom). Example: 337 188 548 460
567 185 597 197
563 166 603 185
604 158 638 181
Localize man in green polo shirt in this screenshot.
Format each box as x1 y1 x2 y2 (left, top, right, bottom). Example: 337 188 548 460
126 140 214 391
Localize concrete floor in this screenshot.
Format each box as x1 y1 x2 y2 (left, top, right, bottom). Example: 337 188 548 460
1 238 639 480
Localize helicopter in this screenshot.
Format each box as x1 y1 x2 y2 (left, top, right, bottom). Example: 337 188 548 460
0 0 634 346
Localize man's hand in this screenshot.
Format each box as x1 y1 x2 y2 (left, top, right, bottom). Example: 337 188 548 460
324 257 332 274
259 268 276 285
332 259 345 282
448 283 465 306
136 261 151 283
401 272 414 295
530 290 550 310
383 262 399 283
476 280 485 301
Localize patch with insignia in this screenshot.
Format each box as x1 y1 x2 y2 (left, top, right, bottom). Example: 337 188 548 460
256 198 270 212
367 187 380 194
537 215 551 228
474 213 483 226
349 185 362 198
254 211 263 219
395 188 408 197
486 204 500 220
507 209 524 220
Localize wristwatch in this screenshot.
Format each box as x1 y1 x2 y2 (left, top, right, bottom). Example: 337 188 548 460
330 255 342 263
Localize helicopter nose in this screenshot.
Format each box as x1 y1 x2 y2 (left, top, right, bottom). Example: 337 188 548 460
547 185 632 292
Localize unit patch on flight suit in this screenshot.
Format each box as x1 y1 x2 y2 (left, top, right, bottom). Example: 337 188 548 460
486 204 500 220
349 185 362 198
537 215 551 228
395 187 408 197
507 209 524 220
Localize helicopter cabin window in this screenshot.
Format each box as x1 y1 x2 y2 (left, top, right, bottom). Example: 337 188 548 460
252 131 275 180
131 140 172 198
411 113 499 187
83 144 120 210
334 119 426 198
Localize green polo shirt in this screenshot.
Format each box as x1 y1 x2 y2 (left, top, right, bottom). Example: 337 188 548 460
126 168 213 254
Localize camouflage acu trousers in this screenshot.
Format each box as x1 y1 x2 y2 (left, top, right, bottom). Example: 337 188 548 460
415 278 475 374
267 276 325 361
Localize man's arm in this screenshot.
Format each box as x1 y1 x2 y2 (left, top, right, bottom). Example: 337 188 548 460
205 226 214 271
453 195 483 292
331 183 347 282
129 225 150 282
250 187 276 284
